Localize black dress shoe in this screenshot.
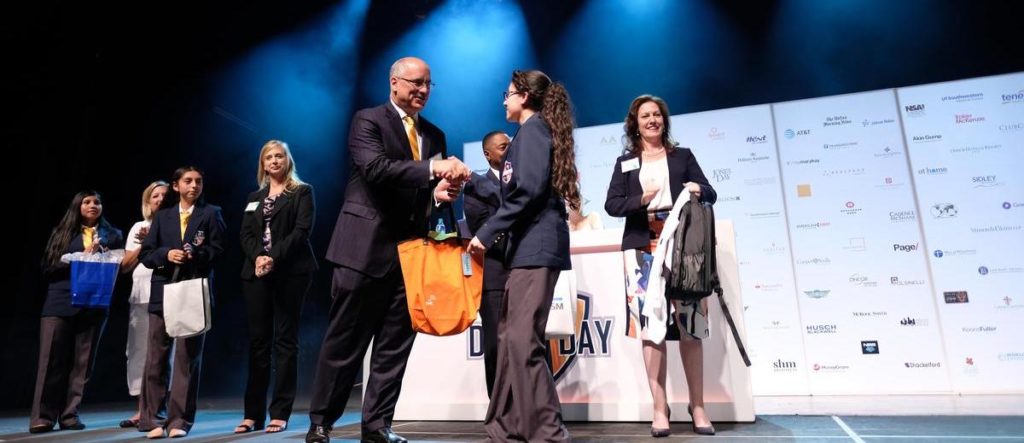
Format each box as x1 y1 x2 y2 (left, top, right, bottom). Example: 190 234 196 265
60 420 86 431
29 424 53 434
687 405 716 435
305 424 332 443
361 427 408 443
651 405 671 437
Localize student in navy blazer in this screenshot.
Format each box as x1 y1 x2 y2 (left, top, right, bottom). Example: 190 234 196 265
235 140 317 435
30 190 124 434
138 166 225 439
468 70 579 442
605 95 717 437
462 130 510 395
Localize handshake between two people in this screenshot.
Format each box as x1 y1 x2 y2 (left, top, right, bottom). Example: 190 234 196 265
432 157 472 203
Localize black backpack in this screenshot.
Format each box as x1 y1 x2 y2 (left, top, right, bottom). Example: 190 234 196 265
664 193 719 302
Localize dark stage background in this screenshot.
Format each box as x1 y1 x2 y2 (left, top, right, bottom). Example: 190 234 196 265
4 0 1023 410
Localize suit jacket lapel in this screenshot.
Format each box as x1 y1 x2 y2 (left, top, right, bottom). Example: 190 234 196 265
419 128 430 160
268 191 290 218
667 149 686 200
484 172 502 208
385 104 415 160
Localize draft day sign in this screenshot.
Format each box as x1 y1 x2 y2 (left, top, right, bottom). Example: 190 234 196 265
378 225 755 422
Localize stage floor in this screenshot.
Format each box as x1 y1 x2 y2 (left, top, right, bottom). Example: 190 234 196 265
2 395 1022 442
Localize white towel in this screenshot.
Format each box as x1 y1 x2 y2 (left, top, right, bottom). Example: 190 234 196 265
640 189 690 344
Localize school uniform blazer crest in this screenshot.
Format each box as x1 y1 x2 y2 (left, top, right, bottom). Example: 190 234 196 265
239 183 318 279
604 147 717 251
325 102 447 278
463 170 509 291
474 114 570 270
140 203 226 312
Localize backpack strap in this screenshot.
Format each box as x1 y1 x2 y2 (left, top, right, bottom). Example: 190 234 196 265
716 287 751 367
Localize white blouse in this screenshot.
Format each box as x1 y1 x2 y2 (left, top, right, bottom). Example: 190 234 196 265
639 156 673 212
126 220 154 304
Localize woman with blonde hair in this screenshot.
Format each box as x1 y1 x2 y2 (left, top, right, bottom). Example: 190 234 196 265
234 140 317 434
119 181 169 429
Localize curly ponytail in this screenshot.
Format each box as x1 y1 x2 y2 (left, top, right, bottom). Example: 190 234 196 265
511 70 581 211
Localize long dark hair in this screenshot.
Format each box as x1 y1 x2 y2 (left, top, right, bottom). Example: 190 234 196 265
165 165 206 209
623 94 677 157
42 190 116 270
511 69 581 211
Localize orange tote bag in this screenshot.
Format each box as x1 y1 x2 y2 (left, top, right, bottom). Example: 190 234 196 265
398 236 483 336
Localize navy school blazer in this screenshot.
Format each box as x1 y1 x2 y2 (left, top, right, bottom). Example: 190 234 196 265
463 170 510 291
239 183 318 279
474 114 571 270
140 202 226 312
604 147 717 251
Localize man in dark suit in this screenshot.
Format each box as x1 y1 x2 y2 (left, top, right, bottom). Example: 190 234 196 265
306 57 470 443
462 131 510 395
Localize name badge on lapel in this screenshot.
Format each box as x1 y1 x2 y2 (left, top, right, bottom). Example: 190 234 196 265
621 157 640 173
244 201 259 212
193 230 205 247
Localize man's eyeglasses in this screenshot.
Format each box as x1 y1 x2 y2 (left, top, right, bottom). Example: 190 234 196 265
397 77 435 90
503 90 524 100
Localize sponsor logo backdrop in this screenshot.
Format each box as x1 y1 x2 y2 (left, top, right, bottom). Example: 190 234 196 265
464 72 1022 394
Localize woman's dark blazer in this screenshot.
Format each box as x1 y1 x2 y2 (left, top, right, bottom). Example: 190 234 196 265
239 183 318 279
604 147 717 251
474 114 570 270
140 202 226 313
41 227 124 317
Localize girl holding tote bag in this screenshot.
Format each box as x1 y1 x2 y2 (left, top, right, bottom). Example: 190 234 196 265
138 166 225 439
30 190 124 434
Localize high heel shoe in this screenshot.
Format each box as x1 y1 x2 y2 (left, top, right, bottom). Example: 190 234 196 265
651 406 671 438
687 405 716 435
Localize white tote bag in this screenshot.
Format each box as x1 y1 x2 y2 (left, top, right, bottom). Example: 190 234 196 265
163 277 212 338
545 269 578 339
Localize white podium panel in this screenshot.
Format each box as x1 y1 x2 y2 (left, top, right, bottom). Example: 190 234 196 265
368 221 754 422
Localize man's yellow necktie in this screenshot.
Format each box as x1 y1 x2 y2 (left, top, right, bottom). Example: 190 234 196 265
180 211 191 241
402 115 420 161
82 226 96 249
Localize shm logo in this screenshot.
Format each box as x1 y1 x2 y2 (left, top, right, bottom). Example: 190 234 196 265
549 292 614 383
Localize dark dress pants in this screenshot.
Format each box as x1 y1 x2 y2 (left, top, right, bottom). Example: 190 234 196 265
480 288 505 395
30 312 106 428
485 267 570 442
307 265 416 432
139 312 205 432
241 272 311 423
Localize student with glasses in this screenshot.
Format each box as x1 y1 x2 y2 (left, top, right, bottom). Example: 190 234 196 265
467 69 579 442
